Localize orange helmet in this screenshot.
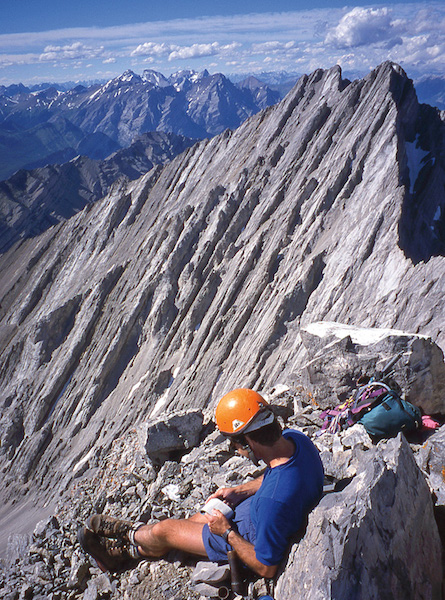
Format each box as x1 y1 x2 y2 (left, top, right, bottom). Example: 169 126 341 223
215 388 274 436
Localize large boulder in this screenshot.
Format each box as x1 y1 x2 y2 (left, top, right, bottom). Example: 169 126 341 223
137 409 204 465
275 434 443 599
300 322 445 414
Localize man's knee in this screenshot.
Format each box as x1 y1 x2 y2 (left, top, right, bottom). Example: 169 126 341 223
135 521 171 557
149 519 170 541
189 512 207 524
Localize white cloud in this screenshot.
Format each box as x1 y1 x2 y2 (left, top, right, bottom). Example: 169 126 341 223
168 42 219 60
168 42 240 61
131 40 241 62
0 53 38 67
39 42 105 62
131 42 175 58
325 8 395 48
0 3 443 84
394 34 445 70
252 41 296 53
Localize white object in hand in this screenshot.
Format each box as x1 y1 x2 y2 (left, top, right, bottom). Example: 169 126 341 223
201 497 234 519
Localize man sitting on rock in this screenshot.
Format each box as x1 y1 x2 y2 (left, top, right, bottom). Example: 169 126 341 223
78 388 324 579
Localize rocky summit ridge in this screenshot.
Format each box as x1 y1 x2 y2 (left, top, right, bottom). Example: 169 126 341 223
0 61 444 598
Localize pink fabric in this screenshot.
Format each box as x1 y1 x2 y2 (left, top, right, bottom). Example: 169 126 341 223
422 415 440 430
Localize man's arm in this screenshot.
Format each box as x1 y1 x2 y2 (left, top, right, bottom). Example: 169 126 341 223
205 509 277 578
207 475 264 507
225 528 277 578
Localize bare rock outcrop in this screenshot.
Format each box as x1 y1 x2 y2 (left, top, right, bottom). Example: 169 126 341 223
299 321 445 413
137 409 204 465
276 434 443 600
0 381 442 600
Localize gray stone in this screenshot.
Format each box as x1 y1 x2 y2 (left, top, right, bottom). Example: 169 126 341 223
340 423 373 450
193 582 223 598
191 561 230 585
33 515 60 539
6 534 31 569
33 560 52 581
275 435 443 600
18 584 33 600
82 574 113 600
68 550 90 590
415 424 445 505
138 410 204 464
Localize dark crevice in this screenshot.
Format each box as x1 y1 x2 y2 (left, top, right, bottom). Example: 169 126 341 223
398 104 445 263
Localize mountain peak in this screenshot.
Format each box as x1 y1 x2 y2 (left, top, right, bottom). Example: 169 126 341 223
0 63 443 508
117 69 142 84
0 60 444 600
141 69 170 87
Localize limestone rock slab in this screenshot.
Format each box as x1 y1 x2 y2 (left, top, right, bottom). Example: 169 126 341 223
137 409 204 464
275 434 443 600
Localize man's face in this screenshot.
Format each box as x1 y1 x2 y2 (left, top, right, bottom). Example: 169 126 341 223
230 439 251 458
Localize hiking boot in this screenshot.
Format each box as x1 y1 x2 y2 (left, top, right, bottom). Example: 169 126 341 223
86 513 144 543
77 526 140 572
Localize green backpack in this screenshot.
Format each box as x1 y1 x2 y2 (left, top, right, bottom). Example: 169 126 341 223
357 382 422 439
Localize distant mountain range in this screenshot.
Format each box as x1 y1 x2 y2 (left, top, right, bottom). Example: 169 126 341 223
1 67 443 184
0 131 194 254
230 70 445 112
414 75 445 112
0 69 281 181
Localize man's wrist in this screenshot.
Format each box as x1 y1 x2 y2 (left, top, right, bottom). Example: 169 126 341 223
222 527 233 542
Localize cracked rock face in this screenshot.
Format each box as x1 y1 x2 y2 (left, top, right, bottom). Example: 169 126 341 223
276 434 443 600
0 61 444 531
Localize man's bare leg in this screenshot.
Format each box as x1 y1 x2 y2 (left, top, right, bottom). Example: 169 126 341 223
135 514 208 558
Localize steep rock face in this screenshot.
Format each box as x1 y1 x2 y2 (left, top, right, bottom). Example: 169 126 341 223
0 131 194 253
0 62 444 511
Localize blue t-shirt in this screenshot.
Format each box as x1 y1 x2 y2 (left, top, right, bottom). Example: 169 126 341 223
249 429 324 565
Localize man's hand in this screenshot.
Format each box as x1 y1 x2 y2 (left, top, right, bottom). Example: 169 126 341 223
206 509 278 579
205 509 230 537
207 476 264 507
207 487 241 508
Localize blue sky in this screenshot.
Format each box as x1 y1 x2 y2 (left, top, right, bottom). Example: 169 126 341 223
0 1 443 85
